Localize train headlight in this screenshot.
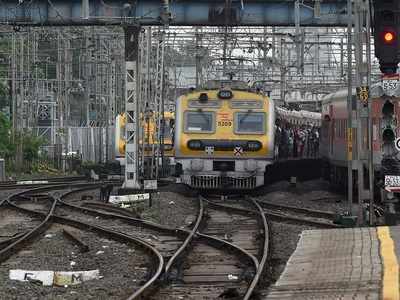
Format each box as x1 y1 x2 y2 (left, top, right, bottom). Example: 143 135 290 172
246 141 262 151
187 140 203 150
245 159 257 172
199 93 209 103
191 159 204 171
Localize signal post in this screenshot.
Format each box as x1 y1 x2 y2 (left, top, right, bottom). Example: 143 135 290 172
351 0 374 225
372 0 400 224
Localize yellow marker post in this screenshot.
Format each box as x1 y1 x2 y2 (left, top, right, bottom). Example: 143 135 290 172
377 227 399 300
347 128 353 160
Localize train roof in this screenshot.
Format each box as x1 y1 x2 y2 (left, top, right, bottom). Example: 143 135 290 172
180 88 270 101
276 106 321 120
322 81 400 104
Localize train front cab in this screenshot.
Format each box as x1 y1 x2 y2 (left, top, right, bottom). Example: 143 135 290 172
174 88 275 190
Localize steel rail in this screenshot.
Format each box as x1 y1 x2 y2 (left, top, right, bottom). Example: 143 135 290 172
61 196 259 270
81 201 141 218
164 196 204 273
0 186 70 255
0 231 28 249
61 196 259 269
6 189 164 300
2 183 266 299
58 199 183 236
203 195 336 219
199 195 260 268
203 198 341 228
60 195 258 269
0 196 57 263
200 195 267 299
244 198 270 300
196 232 259 270
6 183 102 198
0 176 86 186
0 178 92 190
256 200 336 219
62 189 261 270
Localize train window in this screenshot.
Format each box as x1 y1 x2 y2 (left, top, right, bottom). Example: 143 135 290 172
234 112 265 134
184 111 215 133
230 101 263 109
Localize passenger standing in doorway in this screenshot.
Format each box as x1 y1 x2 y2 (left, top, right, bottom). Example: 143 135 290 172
297 125 306 157
280 123 289 159
287 124 294 158
312 127 320 157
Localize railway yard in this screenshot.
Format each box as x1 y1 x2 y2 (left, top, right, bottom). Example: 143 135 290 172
3 1 400 299
0 175 349 299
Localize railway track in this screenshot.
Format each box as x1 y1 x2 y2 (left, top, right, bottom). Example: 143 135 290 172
59 190 271 299
0 184 164 299
256 199 341 227
1 183 320 299
145 194 269 299
203 195 341 228
4 185 272 299
0 176 88 190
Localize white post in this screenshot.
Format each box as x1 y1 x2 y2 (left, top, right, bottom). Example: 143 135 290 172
124 27 141 189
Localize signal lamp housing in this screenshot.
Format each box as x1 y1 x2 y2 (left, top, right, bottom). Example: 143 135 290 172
382 100 395 117
382 127 396 143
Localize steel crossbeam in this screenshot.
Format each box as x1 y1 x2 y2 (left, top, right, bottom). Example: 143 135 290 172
0 0 348 27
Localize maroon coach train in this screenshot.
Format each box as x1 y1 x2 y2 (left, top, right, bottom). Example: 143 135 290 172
320 83 400 187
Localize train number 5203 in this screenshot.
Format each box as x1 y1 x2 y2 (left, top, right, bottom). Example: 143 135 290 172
218 121 232 127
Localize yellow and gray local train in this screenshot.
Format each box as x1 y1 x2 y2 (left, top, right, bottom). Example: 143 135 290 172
174 81 275 189
115 81 321 190
115 111 175 166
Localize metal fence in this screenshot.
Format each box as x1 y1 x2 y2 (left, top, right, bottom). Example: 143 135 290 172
4 126 116 174
67 127 115 163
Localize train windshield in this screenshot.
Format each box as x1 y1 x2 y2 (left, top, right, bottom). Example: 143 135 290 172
185 111 214 133
235 112 265 134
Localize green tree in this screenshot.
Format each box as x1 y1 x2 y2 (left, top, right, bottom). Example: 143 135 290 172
0 81 9 110
0 112 13 159
22 133 44 163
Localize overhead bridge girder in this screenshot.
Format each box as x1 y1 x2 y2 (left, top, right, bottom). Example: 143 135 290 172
1 0 348 27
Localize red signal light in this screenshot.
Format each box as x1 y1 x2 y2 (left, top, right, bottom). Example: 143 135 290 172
384 32 394 42
382 29 396 44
